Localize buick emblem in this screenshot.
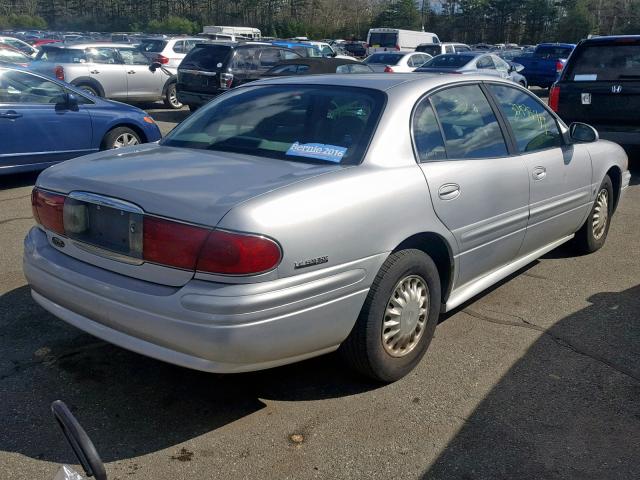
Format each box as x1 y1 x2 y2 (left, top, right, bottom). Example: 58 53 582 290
611 85 622 93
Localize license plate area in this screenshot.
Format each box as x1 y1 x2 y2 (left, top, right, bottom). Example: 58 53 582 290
63 193 144 260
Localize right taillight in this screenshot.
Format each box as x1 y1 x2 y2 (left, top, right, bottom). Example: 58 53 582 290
549 85 560 112
32 188 65 235
555 60 564 74
142 216 210 270
155 54 169 64
54 65 64 81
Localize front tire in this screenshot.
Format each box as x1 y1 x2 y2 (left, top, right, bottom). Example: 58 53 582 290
163 82 182 109
340 249 441 382
101 127 141 150
76 84 99 97
574 175 613 253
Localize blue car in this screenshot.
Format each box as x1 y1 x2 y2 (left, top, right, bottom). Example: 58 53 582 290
0 66 162 175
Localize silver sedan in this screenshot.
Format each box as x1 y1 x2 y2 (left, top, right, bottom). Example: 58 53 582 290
24 74 631 382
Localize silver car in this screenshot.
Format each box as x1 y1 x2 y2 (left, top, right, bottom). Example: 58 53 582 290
29 43 182 108
416 52 526 85
24 74 631 382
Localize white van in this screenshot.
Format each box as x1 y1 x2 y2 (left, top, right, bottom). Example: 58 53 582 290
202 26 261 40
366 28 439 55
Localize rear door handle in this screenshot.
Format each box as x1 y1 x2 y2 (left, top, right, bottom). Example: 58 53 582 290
532 166 547 180
90 70 100 74
0 111 22 119
127 70 136 74
438 183 461 200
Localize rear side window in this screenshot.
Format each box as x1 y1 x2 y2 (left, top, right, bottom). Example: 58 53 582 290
369 32 397 48
86 47 120 64
162 85 385 165
412 99 446 161
565 44 640 81
35 48 86 63
181 45 232 71
139 40 167 53
476 56 495 69
430 85 508 159
534 46 573 59
488 84 562 153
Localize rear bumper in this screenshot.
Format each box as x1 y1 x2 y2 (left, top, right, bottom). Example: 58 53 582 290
24 227 380 373
176 89 218 107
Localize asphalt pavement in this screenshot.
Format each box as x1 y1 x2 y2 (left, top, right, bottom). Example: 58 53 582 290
0 105 638 480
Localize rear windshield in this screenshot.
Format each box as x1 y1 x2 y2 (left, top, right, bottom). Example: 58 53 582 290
162 85 385 165
565 43 640 81
423 54 472 68
534 46 573 59
139 39 167 53
364 53 404 65
368 32 397 48
35 48 86 63
0 47 28 62
180 45 232 70
416 45 441 57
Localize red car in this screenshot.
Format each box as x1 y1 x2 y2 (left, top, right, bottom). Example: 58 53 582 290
32 39 62 48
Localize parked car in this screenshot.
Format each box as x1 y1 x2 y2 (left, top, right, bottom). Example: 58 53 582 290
262 57 373 76
0 44 30 66
415 52 525 85
366 28 439 55
550 35 640 154
363 51 432 72
138 36 203 68
341 41 367 58
29 43 182 108
0 66 161 175
176 42 301 110
495 48 528 62
513 43 575 88
0 36 38 57
23 74 629 382
416 42 472 56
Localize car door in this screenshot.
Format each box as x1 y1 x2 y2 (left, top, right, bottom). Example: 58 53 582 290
475 55 501 79
414 84 530 287
486 83 592 254
118 47 164 101
85 47 127 99
0 69 93 171
491 55 512 79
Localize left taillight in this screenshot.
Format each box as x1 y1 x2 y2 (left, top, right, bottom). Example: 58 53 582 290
32 188 65 235
54 65 64 80
384 66 395 73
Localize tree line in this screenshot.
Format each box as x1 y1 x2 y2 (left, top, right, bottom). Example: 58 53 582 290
0 0 638 43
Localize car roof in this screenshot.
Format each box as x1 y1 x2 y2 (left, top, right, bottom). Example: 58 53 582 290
537 43 576 48
580 35 640 45
41 42 139 49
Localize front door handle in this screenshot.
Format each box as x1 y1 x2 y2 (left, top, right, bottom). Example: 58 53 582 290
438 183 461 200
532 166 547 180
127 70 136 74
90 70 100 74
0 111 22 119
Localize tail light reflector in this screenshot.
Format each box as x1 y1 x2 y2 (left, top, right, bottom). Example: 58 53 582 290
54 65 64 80
549 85 560 112
220 72 233 89
142 216 210 270
555 60 564 74
196 230 281 275
32 188 65 235
384 66 395 73
155 54 169 64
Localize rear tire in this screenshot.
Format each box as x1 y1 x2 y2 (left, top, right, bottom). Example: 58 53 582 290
574 175 613 254
101 127 141 150
163 82 182 109
340 249 441 382
76 84 99 97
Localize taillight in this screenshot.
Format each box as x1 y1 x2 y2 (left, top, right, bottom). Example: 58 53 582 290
364 43 369 48
142 216 210 270
395 44 400 51
555 60 564 74
155 54 169 64
54 65 64 80
196 230 281 275
220 72 233 89
384 66 395 73
32 188 65 235
549 85 560 112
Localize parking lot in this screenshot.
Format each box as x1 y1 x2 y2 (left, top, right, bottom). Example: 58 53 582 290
1 98 638 478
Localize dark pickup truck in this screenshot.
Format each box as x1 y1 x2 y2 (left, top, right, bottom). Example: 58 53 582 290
550 35 640 153
513 43 575 88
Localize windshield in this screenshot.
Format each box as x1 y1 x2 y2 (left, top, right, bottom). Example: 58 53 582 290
162 85 385 165
181 45 231 70
364 53 403 65
35 48 86 63
139 40 167 53
422 54 472 68
416 45 442 57
368 32 397 48
534 46 573 59
0 47 28 62
566 43 640 81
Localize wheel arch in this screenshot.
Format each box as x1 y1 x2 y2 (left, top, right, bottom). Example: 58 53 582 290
70 77 105 97
392 232 455 305
162 74 178 96
100 123 148 150
605 165 622 213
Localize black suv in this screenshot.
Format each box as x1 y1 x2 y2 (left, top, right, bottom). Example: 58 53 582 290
176 42 302 110
551 35 640 154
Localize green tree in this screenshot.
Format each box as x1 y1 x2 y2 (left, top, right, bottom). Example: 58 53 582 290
147 16 198 34
373 0 421 30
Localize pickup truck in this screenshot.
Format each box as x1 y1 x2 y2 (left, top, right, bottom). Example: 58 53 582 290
513 43 575 88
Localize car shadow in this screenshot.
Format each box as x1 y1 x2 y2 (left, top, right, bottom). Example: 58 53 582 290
0 285 379 465
423 284 640 479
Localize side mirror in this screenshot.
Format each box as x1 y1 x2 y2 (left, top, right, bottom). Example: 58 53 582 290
149 61 161 72
66 93 79 109
569 122 599 143
51 400 107 480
